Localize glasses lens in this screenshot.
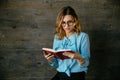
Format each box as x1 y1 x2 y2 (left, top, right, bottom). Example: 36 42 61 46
68 21 73 26
62 20 74 27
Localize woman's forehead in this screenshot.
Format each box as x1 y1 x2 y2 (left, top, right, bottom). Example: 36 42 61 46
63 15 74 21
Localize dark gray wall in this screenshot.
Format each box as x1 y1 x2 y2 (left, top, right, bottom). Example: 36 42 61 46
0 0 120 80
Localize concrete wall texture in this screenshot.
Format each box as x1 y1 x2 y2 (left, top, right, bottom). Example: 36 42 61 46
0 0 120 80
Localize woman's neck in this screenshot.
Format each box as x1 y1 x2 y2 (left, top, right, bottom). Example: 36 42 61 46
66 31 74 38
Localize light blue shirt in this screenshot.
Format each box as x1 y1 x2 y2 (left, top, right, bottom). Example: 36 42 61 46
50 32 90 76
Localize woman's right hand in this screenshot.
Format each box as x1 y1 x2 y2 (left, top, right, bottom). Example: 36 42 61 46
43 51 54 63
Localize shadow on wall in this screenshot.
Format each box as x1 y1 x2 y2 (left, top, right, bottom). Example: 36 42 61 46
89 30 109 80
88 0 120 79
90 30 120 80
0 0 9 79
109 0 120 6
0 60 6 80
0 0 8 8
109 0 120 20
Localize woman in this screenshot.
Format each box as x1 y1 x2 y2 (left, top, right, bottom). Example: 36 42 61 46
43 6 90 80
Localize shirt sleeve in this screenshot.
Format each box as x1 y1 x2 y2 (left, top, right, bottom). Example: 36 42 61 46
53 35 59 50
49 35 59 67
79 33 90 67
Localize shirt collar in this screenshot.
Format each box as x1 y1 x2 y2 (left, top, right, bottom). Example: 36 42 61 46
63 33 77 46
64 32 77 40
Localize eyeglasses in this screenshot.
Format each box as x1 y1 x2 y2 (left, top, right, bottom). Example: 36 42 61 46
61 20 74 27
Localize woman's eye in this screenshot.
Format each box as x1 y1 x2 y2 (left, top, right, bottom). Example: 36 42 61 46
62 22 65 24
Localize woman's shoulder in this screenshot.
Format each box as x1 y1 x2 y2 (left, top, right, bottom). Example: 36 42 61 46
79 32 89 37
54 35 61 41
77 32 89 40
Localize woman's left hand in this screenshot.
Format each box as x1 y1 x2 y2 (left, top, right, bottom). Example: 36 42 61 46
63 52 85 65
62 52 75 58
63 52 81 59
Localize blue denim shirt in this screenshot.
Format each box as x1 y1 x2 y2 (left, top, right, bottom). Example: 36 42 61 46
50 32 90 76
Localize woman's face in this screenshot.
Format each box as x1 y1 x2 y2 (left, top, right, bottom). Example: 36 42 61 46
62 15 75 34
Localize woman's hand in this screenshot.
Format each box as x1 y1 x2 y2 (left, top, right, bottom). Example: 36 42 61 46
63 52 74 58
63 52 85 65
74 52 85 65
43 51 54 63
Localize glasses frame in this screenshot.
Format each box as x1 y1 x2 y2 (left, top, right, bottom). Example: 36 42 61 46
61 20 74 27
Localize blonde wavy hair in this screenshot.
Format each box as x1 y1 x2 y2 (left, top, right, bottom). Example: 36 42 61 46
54 6 82 40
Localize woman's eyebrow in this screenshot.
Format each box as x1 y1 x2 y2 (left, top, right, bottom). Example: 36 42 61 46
62 20 73 22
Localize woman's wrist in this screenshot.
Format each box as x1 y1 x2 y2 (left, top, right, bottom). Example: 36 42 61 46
74 52 85 65
48 58 54 64
77 58 85 65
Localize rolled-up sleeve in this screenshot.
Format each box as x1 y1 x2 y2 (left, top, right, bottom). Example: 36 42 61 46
79 33 90 67
49 36 59 67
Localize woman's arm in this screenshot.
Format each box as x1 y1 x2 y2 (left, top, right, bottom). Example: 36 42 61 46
63 33 90 66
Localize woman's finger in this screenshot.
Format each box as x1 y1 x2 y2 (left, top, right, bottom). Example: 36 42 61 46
46 55 54 60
